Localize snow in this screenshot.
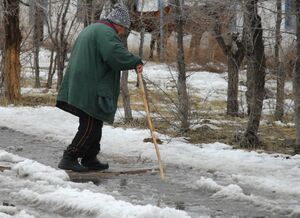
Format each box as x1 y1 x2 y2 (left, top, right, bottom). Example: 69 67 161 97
13 186 188 218
0 105 300 216
1 51 299 217
135 0 171 12
0 151 189 218
127 62 228 101
1 0 298 216
0 209 34 218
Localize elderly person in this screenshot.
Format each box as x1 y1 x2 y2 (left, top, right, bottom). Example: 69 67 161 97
56 3 143 172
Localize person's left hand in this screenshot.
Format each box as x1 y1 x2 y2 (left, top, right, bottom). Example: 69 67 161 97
135 64 143 74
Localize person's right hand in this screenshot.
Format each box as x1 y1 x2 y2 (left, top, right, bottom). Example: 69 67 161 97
135 64 143 74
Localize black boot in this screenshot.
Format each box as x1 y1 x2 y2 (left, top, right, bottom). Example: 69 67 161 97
81 156 109 171
58 153 89 172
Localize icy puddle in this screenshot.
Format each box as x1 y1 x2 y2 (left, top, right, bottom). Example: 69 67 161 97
86 159 286 218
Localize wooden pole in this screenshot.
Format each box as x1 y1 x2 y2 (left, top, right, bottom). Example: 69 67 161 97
137 73 165 180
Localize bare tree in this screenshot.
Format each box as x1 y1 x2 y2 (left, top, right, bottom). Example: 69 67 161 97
274 0 285 121
113 0 135 122
46 0 78 90
213 4 245 116
46 51 57 89
78 0 105 27
0 30 4 91
294 0 300 154
0 5 4 91
134 0 146 59
3 0 22 103
175 0 189 131
120 70 133 122
121 24 133 122
33 0 45 88
83 0 93 27
56 0 70 89
240 0 266 148
158 0 165 62
0 49 4 93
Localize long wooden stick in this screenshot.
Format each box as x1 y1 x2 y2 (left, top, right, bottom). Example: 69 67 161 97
137 73 165 180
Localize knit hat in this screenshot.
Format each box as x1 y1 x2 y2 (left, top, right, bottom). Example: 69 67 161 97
106 3 131 29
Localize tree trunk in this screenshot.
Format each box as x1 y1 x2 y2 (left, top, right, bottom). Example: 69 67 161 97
275 63 285 120
274 0 285 121
175 0 189 131
243 2 255 116
149 34 156 60
3 0 22 103
56 0 70 90
246 60 254 115
188 32 202 61
120 1 134 122
227 54 240 115
93 1 105 22
241 0 266 148
0 50 4 90
121 70 133 122
84 0 93 27
139 27 145 59
294 0 300 154
46 51 57 89
159 0 164 62
33 45 41 88
33 0 44 88
214 21 244 117
137 0 145 59
121 46 133 123
56 52 63 90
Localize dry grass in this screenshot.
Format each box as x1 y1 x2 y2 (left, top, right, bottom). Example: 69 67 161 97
117 84 295 154
0 93 56 107
1 86 296 155
259 125 295 154
0 96 9 106
20 94 57 106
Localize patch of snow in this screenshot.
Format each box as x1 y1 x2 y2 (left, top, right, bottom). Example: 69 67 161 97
0 151 191 218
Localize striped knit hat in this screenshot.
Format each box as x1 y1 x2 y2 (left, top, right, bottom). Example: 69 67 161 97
106 3 130 29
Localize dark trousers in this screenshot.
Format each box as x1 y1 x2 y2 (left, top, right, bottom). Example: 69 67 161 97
65 111 103 158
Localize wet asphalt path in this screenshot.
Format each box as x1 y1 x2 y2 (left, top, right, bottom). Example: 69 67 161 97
0 126 293 218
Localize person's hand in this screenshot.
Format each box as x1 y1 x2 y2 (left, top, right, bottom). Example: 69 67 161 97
135 64 143 74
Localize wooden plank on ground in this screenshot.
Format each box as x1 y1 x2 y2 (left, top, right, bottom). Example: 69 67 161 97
0 164 159 183
67 168 159 183
0 166 10 172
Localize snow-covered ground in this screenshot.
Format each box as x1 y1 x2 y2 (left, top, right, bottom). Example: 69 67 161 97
0 150 190 218
1 49 299 217
1 105 300 217
1 0 298 216
1 60 300 216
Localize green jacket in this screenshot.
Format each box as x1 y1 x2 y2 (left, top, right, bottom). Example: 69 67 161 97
57 22 142 123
